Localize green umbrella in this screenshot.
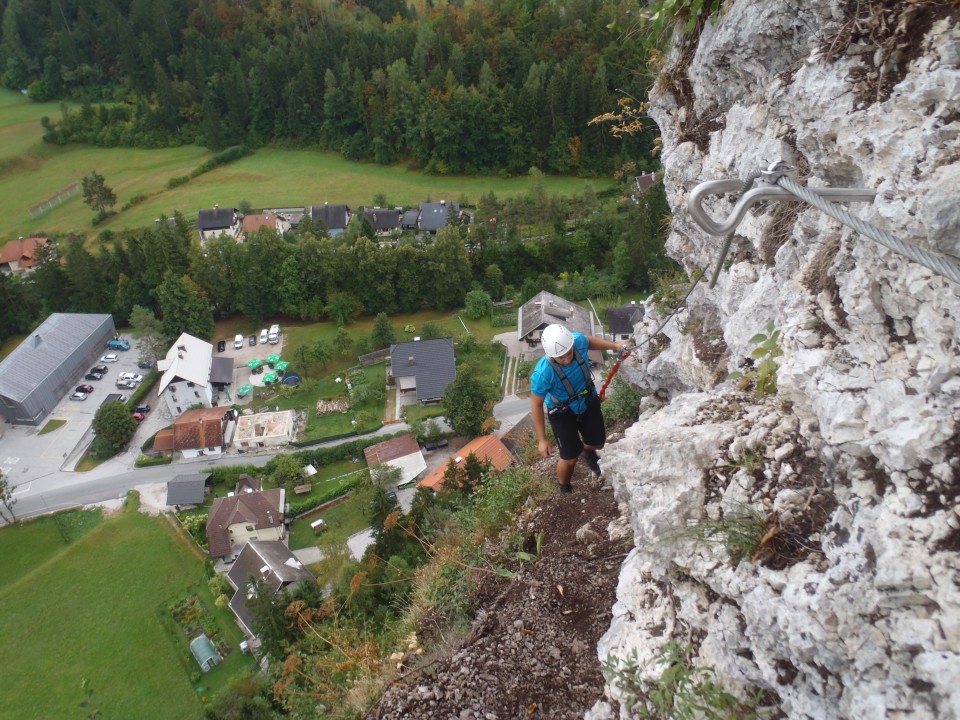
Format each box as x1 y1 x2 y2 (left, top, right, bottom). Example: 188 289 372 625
237 384 253 397
246 358 264 369
275 361 290 372
263 372 279 384
266 353 281 365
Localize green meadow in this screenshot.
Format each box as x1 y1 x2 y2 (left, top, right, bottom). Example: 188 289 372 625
0 502 254 720
0 88 612 243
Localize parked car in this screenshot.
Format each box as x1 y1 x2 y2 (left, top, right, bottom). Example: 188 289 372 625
134 404 151 414
84 373 103 381
101 353 119 363
259 328 269 344
92 365 108 374
268 323 280 344
217 340 226 353
119 372 144 383
131 412 145 423
116 379 136 390
137 358 155 370
248 334 257 346
234 334 244 349
107 338 130 351
69 391 87 401
75 384 94 394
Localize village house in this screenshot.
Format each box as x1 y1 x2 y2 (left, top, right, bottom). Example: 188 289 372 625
155 333 234 417
206 484 286 561
197 206 243 246
0 235 48 275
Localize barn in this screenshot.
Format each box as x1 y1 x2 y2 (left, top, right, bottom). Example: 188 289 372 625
0 313 116 425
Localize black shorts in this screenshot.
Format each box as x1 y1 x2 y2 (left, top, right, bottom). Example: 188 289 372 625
547 396 605 460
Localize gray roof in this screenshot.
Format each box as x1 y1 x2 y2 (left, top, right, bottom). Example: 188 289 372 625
363 208 400 232
390 337 457 402
210 356 234 385
401 209 420 229
310 204 349 230
227 540 315 635
197 208 238 230
0 313 113 402
518 291 597 341
165 473 210 506
419 201 459 232
607 305 644 335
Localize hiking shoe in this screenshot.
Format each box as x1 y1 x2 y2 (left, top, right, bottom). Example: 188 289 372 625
558 482 573 493
582 450 602 477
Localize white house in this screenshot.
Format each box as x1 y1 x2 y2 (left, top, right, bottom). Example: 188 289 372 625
156 333 217 416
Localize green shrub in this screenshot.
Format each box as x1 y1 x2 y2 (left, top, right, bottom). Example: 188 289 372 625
167 175 189 189
604 640 764 719
134 454 171 468
603 378 644 425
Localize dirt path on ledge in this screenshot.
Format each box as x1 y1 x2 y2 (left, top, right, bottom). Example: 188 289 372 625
368 458 633 719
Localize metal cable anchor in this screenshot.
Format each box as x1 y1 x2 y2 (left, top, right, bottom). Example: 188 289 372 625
688 162 876 237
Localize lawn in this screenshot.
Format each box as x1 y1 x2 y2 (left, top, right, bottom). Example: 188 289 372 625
0 88 612 243
0 500 255 720
288 469 375 551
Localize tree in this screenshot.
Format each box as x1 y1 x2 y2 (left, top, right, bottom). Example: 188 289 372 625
325 292 361 326
483 264 505 300
92 401 138 446
155 272 215 343
464 289 492 320
270 454 303 491
0 469 17 523
311 339 333 369
81 170 117 217
370 312 395 350
443 373 494 436
334 326 354 356
129 305 167 363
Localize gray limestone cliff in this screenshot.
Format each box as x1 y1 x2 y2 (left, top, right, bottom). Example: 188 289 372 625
591 2 960 718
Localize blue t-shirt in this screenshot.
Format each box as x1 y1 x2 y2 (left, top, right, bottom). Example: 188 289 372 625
531 332 593 414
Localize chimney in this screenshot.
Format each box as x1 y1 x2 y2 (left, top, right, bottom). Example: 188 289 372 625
408 356 415 366
33 334 42 347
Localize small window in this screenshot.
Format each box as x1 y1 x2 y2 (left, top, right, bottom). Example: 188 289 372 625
194 391 200 397
176 407 181 413
245 525 254 532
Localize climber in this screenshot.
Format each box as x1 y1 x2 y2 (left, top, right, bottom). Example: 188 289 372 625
530 324 632 492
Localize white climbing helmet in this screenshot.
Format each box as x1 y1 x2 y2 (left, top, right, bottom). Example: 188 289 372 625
541 324 574 358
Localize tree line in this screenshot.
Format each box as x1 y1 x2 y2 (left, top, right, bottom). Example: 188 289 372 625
2 0 660 175
0 181 670 345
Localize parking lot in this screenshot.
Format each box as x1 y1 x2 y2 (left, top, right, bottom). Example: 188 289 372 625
0 340 153 489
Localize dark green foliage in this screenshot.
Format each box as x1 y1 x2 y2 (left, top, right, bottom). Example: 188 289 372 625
15 0 655 176
603 378 645 426
92 401 137 446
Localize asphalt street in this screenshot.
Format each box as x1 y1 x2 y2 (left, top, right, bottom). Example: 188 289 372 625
0 330 533 523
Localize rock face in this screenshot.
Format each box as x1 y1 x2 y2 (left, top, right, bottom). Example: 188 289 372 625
595 2 960 718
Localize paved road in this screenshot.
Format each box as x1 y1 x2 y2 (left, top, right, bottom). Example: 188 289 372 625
4 421 412 523
2 330 530 524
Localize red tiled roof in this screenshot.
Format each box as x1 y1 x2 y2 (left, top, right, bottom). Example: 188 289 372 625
206 488 284 558
363 435 421 467
418 435 515 491
153 428 175 452
242 213 279 233
172 407 231 451
0 236 47 269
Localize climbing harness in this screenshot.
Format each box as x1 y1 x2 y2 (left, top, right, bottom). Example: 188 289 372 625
546 348 597 415
688 160 960 286
599 346 633 401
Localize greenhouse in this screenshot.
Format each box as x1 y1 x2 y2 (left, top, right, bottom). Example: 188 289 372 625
189 634 221 672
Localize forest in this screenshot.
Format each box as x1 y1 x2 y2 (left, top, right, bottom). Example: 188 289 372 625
0 181 671 344
0 0 658 175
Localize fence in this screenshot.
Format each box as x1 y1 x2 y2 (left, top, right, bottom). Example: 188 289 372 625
28 182 79 218
358 348 390 367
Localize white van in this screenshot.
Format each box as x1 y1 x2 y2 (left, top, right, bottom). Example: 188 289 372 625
260 328 269 344
234 334 244 349
268 324 280 344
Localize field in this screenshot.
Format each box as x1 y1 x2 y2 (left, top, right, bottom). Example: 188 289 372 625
0 501 255 720
0 88 612 243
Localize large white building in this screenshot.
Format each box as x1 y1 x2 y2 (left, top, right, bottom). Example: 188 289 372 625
156 333 232 416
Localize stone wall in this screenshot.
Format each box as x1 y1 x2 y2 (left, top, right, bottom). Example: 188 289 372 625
592 2 960 718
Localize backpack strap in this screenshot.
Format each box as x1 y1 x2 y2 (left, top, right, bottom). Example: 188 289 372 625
546 348 596 413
